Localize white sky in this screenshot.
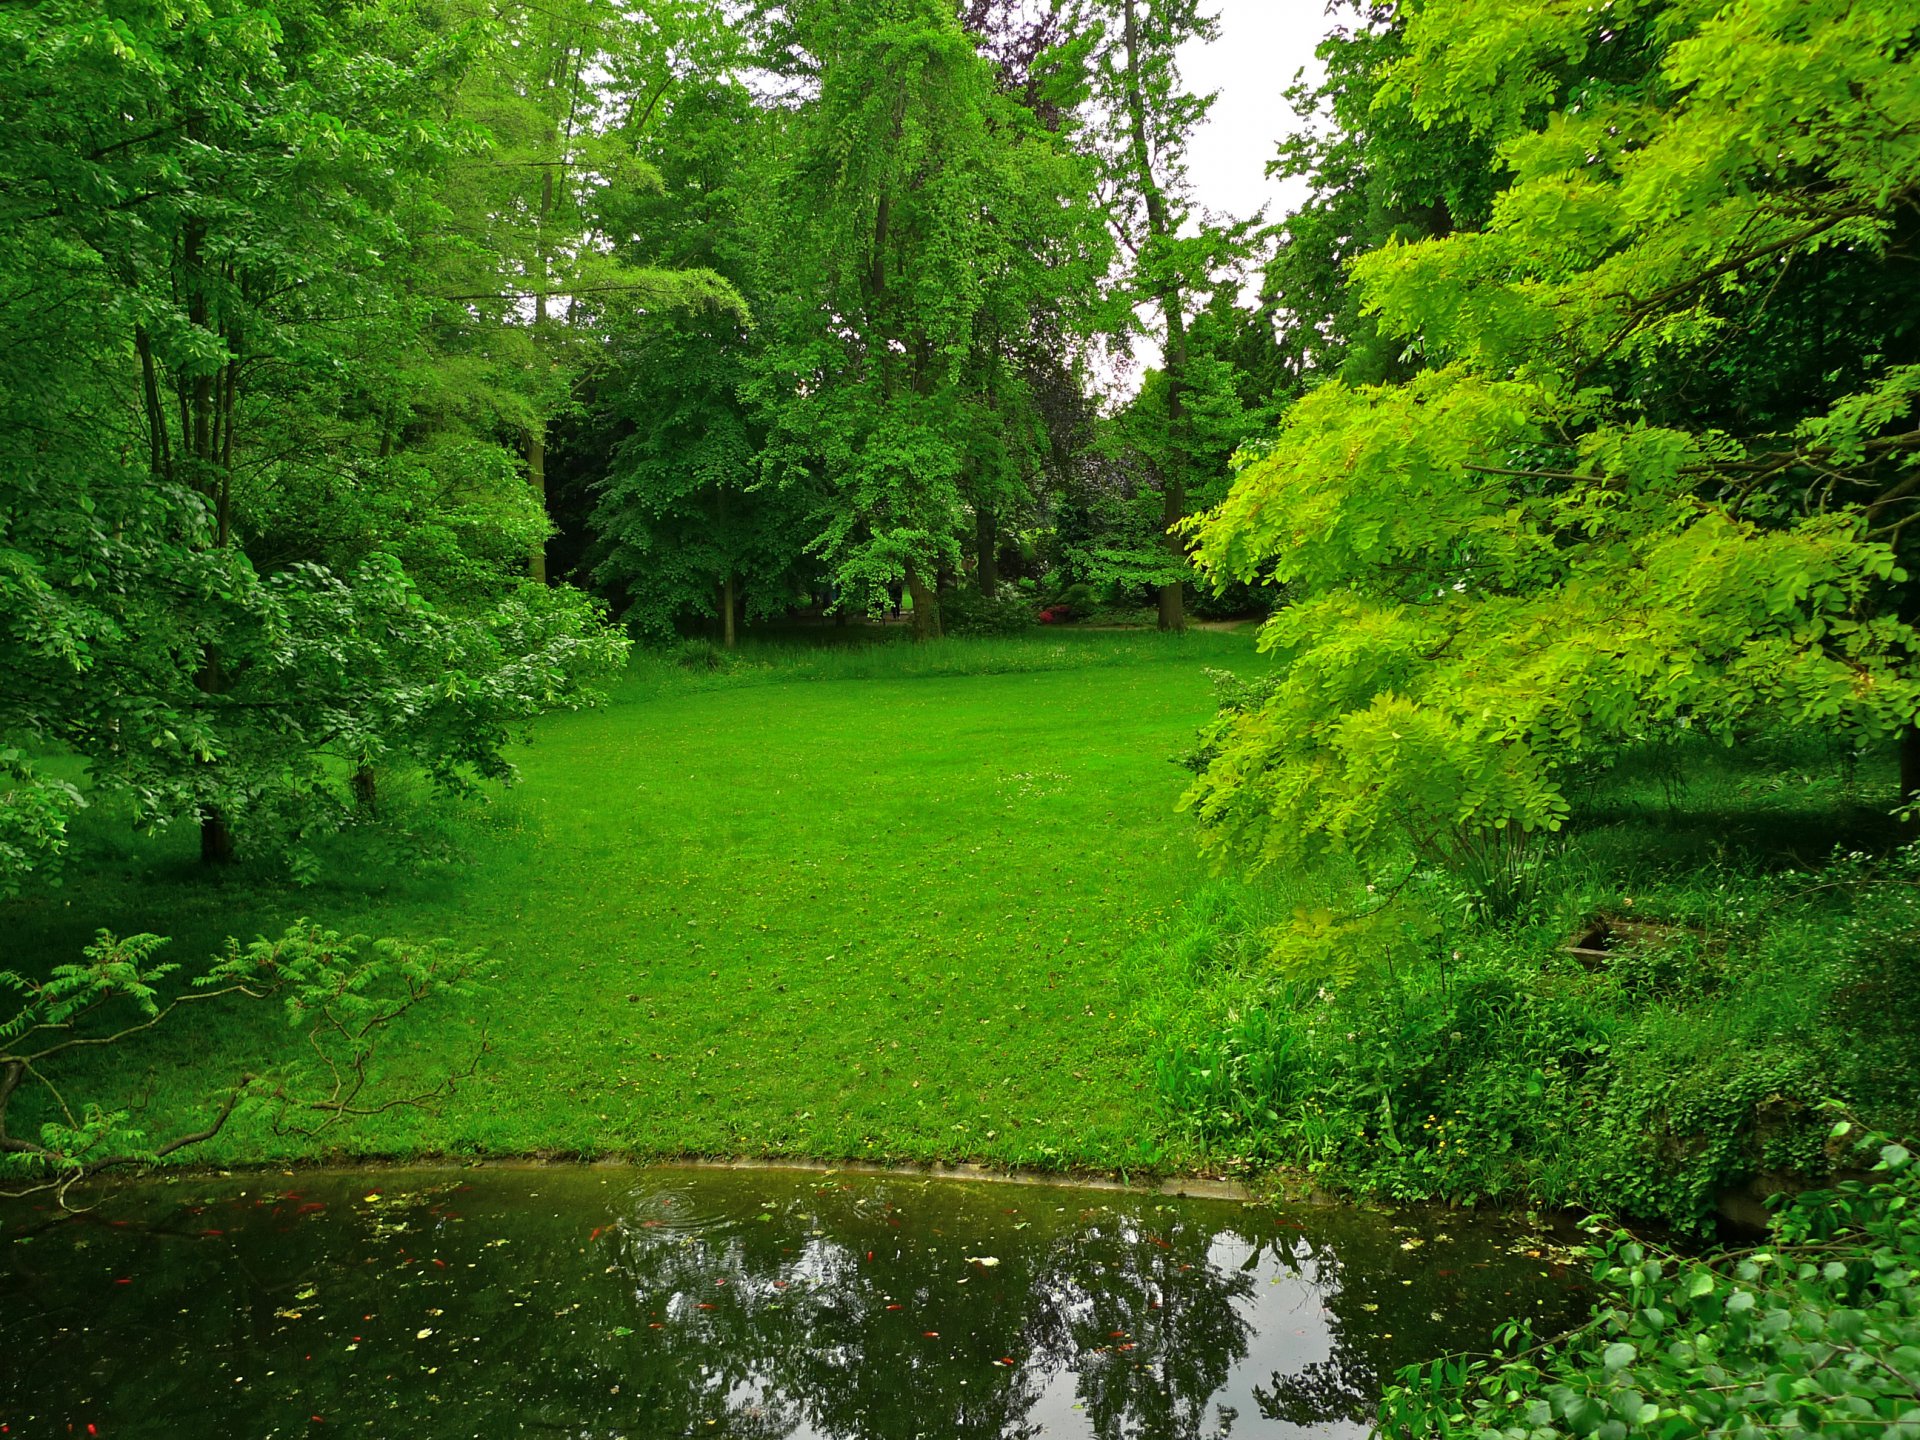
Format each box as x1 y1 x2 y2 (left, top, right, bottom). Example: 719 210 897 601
1179 0 1333 225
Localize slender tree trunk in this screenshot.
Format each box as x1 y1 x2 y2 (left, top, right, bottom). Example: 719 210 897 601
352 764 378 811
1121 0 1189 633
721 573 737 649
526 420 548 583
905 562 942 641
1902 721 1920 824
975 507 998 597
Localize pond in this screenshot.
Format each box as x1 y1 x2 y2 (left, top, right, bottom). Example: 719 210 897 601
1 1166 1590 1438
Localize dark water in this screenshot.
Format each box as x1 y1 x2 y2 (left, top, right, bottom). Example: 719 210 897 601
0 1167 1589 1438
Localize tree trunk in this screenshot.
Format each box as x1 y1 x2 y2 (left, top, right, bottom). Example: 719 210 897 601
200 806 234 865
352 764 378 811
721 573 737 649
975 507 999 597
1902 721 1920 824
526 420 548 584
905 563 942 641
1121 0 1190 633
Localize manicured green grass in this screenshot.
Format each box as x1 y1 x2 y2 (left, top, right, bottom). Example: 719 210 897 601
6 630 1265 1174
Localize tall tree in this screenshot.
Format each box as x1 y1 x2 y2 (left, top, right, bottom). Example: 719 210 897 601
1085 0 1235 630
438 0 741 583
0 0 628 883
1185 0 1920 888
750 0 1106 638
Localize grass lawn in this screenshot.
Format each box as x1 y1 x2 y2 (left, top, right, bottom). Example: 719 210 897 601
7 630 1267 1175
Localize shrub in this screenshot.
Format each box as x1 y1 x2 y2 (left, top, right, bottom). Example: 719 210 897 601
938 587 1035 637
1377 1131 1920 1440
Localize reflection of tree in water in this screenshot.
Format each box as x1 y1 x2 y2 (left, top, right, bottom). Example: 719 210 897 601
3 1172 1583 1438
1017 1202 1268 1439
1251 1239 1380 1429
586 1182 1306 1439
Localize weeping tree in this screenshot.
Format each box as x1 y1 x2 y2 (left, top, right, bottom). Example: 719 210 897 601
750 0 1107 638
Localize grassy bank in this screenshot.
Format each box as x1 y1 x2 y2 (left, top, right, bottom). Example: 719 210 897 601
5 630 1262 1175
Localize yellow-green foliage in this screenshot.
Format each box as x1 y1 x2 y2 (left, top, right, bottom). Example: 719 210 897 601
1185 0 1920 881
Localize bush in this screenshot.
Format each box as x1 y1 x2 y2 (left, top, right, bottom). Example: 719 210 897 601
938 587 1035 637
1377 1131 1920 1440
1146 843 1920 1228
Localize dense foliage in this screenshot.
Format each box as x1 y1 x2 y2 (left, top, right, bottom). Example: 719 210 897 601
1377 1131 1920 1440
1149 823 1920 1228
0 0 635 886
1187 0 1920 889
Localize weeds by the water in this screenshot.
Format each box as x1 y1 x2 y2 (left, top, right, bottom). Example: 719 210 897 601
1143 732 1920 1229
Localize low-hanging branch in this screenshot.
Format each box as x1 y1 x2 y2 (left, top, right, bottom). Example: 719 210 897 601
0 924 488 1208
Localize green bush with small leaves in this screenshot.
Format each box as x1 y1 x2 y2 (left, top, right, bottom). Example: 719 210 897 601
1376 1130 1920 1440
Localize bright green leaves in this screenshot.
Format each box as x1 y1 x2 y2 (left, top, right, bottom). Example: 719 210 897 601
1184 0 1920 892
1381 1137 1920 1440
1 922 486 1198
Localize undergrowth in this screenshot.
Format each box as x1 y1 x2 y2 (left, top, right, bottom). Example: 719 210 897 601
1142 734 1920 1231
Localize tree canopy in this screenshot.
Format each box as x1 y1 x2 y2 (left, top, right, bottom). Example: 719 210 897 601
1186 0 1920 886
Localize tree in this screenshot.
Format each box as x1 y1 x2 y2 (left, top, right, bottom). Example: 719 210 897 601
748 0 1107 638
0 0 630 885
1083 0 1226 631
436 0 744 585
1185 0 1920 888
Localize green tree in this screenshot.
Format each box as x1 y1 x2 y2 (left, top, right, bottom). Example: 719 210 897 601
0 0 629 884
1186 0 1920 889
1083 0 1234 631
749 0 1106 638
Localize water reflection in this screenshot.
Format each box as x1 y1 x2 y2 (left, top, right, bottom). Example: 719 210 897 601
0 1168 1587 1438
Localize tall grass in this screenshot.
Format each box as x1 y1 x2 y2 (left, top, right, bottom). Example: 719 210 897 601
1138 732 1920 1225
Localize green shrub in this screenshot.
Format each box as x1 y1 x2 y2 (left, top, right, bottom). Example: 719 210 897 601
1377 1131 1920 1440
1146 843 1920 1228
938 587 1035 636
